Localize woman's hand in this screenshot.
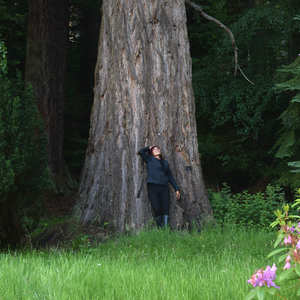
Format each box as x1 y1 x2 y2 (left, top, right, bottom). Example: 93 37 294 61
176 191 180 200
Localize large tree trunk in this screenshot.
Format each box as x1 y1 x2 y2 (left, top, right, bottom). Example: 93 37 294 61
73 0 213 230
25 0 76 194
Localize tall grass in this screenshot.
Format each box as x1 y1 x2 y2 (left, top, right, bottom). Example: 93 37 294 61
0 225 292 300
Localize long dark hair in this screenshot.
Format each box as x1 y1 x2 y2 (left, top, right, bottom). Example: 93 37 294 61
150 146 164 159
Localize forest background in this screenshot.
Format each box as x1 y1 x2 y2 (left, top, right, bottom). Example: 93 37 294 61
1 0 300 245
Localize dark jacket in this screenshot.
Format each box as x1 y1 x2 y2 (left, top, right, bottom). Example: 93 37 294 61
139 147 179 192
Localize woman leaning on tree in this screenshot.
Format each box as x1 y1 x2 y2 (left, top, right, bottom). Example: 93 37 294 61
139 146 180 227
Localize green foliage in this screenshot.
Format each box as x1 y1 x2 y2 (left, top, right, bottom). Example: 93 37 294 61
274 57 300 159
190 0 300 188
288 161 300 173
72 234 92 250
208 184 285 228
0 0 28 72
272 29 300 187
0 68 50 245
273 160 300 189
245 189 300 300
0 72 49 200
0 39 8 74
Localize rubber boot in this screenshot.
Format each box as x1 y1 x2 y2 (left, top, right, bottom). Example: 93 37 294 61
163 215 170 227
155 215 163 227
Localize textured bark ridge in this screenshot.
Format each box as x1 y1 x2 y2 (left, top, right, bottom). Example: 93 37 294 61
73 0 213 230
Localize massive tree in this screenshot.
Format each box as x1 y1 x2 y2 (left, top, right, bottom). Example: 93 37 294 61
73 0 214 230
24 0 75 193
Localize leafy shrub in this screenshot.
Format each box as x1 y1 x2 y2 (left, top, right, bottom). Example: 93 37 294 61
272 53 300 188
0 68 50 246
208 184 285 228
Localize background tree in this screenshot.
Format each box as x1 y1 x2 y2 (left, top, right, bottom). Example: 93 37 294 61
72 0 213 230
24 0 77 194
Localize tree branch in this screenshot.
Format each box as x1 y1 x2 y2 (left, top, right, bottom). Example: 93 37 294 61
238 65 254 85
185 0 238 76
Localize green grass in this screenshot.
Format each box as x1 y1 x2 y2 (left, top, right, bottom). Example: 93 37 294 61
0 225 295 300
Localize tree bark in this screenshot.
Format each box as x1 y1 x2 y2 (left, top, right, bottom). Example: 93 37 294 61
24 0 75 194
73 0 213 230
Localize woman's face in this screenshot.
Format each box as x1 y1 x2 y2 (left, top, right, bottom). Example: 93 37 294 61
152 147 161 156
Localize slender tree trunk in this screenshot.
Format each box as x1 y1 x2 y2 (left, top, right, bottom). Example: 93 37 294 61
24 0 75 193
73 0 213 230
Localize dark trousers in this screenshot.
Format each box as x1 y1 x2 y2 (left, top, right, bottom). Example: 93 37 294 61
147 183 170 217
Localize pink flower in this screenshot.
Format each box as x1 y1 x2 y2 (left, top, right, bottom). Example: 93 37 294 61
283 255 291 270
284 235 292 245
263 264 280 288
296 241 300 249
247 269 263 287
247 264 280 289
247 273 258 287
283 261 291 270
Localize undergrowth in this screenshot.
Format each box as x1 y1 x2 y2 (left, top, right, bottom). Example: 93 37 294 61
208 184 290 228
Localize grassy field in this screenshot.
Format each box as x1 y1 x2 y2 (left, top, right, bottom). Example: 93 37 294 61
0 225 294 300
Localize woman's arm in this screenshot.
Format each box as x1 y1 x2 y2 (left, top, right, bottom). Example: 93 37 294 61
138 147 151 163
166 167 180 195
